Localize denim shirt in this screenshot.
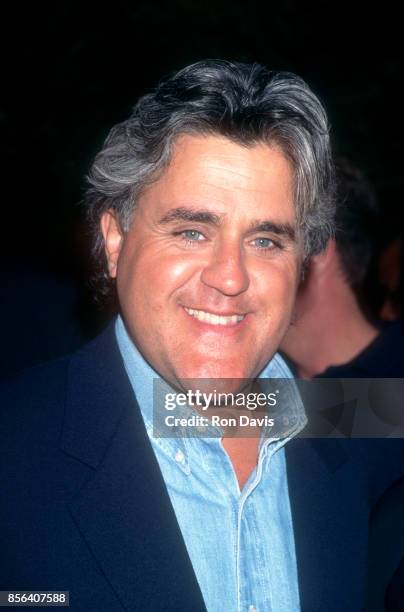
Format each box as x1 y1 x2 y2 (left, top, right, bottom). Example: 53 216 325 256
116 315 306 612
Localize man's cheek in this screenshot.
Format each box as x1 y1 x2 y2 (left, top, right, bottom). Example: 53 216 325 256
164 257 199 284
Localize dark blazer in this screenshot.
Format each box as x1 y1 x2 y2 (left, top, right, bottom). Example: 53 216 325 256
1 323 403 611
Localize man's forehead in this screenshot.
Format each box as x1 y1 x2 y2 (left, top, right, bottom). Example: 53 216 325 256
138 133 296 217
167 133 291 175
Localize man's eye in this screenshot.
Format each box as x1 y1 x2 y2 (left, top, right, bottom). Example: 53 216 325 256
182 230 205 242
252 237 275 249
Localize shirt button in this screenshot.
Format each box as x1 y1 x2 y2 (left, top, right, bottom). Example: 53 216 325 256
175 449 185 464
248 606 257 612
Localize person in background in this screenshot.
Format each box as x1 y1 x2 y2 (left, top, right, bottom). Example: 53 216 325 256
280 158 404 378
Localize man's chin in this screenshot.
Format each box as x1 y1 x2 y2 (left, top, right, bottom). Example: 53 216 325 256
172 364 259 395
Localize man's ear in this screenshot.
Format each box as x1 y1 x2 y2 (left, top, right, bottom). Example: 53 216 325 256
310 238 337 274
100 210 124 279
300 238 337 284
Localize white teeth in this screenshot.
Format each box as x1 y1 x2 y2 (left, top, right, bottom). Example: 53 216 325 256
184 307 245 326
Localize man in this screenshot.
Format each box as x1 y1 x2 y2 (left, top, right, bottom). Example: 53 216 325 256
280 158 404 378
1 60 403 612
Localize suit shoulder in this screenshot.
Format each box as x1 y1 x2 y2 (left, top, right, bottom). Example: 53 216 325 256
0 325 118 451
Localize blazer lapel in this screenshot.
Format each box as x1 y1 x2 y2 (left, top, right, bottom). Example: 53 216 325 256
61 324 206 611
286 438 370 612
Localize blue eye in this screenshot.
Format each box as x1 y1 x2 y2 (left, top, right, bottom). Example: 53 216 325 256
253 237 274 249
183 230 204 241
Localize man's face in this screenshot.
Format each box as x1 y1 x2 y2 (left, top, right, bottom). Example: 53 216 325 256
102 134 303 389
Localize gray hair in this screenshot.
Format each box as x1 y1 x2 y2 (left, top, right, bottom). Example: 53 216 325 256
85 59 336 296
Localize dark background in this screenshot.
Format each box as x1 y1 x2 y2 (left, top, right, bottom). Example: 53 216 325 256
0 0 402 372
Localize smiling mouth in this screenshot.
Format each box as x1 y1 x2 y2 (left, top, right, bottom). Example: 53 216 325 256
184 307 245 326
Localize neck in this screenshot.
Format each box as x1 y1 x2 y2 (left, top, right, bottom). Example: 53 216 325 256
282 279 379 378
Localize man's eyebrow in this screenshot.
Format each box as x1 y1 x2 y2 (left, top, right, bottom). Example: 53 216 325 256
158 208 296 241
158 207 222 225
248 220 296 241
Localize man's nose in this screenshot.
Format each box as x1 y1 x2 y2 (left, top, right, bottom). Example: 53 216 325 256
200 241 250 296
